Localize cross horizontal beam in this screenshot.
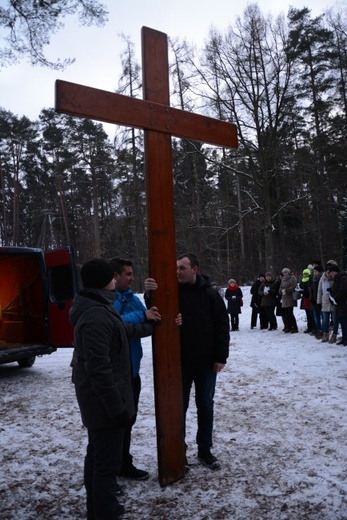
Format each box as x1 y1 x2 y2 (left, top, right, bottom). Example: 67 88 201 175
55 80 238 149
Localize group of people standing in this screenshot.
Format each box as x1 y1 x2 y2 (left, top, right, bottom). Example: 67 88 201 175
66 253 347 519
69 253 229 519
250 269 300 334
248 261 347 345
225 269 301 333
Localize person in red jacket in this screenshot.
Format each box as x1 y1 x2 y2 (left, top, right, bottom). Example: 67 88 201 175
225 279 243 331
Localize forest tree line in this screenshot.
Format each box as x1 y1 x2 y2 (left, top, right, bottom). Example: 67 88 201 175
1 5 347 288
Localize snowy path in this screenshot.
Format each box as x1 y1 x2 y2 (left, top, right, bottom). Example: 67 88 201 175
1 288 346 519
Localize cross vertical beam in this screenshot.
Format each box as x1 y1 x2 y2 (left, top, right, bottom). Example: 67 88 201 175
141 28 185 486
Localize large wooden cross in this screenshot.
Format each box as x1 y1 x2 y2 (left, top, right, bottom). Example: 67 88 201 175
56 26 237 486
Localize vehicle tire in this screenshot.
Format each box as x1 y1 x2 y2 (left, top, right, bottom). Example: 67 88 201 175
17 356 36 368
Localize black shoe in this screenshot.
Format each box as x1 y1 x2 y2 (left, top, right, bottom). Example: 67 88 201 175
198 450 220 470
115 503 125 518
120 464 149 480
87 502 124 520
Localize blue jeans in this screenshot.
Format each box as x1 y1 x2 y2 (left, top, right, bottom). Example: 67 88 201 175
322 311 339 334
84 425 125 520
312 309 322 331
182 358 217 453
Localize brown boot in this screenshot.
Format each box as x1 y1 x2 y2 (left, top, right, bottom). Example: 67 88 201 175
328 334 337 344
321 333 329 343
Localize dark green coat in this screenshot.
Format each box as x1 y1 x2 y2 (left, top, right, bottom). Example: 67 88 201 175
258 279 278 307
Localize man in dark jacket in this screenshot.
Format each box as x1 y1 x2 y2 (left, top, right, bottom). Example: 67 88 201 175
328 264 347 346
70 259 155 520
145 253 229 470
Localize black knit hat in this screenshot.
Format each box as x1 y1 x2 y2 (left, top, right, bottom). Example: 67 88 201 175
328 264 340 273
81 259 115 289
325 262 337 271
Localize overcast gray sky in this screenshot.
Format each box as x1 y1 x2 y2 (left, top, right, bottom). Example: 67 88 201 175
0 0 343 134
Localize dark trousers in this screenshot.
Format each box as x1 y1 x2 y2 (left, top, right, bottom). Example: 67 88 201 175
305 309 315 331
284 307 298 330
259 307 268 329
230 313 239 330
251 306 258 327
84 425 125 520
182 359 217 453
339 316 347 344
121 374 141 469
264 306 277 329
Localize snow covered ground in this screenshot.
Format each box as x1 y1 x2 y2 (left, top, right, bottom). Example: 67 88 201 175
1 288 347 519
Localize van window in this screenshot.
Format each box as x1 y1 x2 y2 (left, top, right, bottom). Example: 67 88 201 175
48 264 75 302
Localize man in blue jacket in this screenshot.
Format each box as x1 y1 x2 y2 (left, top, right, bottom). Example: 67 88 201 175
110 257 161 480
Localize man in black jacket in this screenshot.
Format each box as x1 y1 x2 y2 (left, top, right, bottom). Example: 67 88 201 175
70 259 155 520
328 264 347 346
145 253 229 469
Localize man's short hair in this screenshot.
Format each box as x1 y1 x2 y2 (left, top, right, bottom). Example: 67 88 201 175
109 257 133 275
177 252 199 268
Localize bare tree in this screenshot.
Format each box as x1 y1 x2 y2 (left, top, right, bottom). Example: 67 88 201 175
193 5 293 273
0 0 108 69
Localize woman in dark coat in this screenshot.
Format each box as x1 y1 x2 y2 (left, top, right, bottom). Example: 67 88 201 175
299 268 314 333
250 274 268 329
225 279 243 331
258 272 278 330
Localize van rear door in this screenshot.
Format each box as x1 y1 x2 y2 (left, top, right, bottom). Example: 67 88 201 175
45 246 78 347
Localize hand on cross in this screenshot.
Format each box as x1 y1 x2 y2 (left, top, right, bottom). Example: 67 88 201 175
145 306 161 322
144 277 158 294
175 313 182 326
